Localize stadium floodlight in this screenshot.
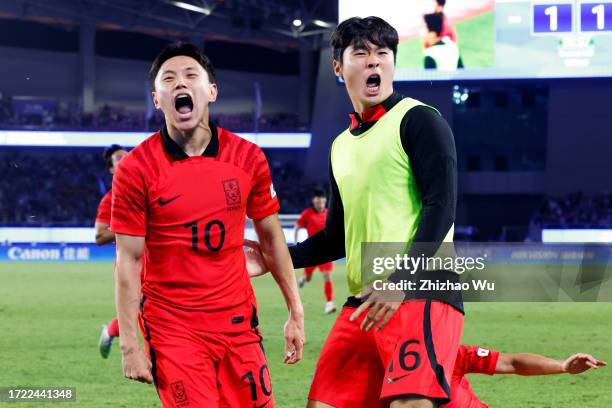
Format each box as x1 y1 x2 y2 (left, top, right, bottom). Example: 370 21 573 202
292 18 303 27
312 19 333 28
171 1 211 15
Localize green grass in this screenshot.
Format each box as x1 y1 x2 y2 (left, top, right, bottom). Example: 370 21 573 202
396 11 495 69
1 262 611 407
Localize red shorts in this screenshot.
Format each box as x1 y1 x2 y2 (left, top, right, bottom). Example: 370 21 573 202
304 262 334 274
140 298 274 408
309 299 463 407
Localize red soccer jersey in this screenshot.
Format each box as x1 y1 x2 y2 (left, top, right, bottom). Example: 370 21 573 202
111 124 279 329
296 207 327 237
443 345 500 408
96 190 112 225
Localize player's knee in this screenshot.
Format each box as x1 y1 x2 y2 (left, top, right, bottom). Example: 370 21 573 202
389 395 437 408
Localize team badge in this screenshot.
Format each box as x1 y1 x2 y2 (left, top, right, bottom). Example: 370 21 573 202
170 380 189 405
223 179 242 210
477 347 490 357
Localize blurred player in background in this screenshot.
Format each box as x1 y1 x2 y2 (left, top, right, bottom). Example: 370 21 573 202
424 13 464 71
95 144 128 358
294 189 336 314
445 345 607 407
112 42 304 407
433 0 457 45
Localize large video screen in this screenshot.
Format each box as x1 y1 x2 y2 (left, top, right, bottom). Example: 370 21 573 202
338 0 612 81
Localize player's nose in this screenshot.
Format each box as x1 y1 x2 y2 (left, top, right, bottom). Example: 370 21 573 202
366 55 380 69
174 75 188 89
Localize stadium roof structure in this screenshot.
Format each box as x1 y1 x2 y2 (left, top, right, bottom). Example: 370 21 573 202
0 0 336 50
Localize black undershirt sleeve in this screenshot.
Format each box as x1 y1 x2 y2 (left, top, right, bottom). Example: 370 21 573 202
288 154 346 268
392 105 457 273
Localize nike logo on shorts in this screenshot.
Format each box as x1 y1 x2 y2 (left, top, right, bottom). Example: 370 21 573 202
158 194 182 206
387 373 410 384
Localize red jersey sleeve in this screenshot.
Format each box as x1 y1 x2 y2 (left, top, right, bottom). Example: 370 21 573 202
111 159 147 236
95 191 112 225
462 345 500 376
296 209 310 228
247 149 280 220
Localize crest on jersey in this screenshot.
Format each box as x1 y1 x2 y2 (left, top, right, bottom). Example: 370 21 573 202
223 179 242 210
477 347 490 357
170 380 189 405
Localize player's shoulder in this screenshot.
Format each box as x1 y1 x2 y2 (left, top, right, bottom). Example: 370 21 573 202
219 127 261 153
117 132 162 174
301 207 314 217
102 189 113 202
217 127 267 172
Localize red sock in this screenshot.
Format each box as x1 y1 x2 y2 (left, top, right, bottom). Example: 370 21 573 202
108 318 120 338
324 281 333 302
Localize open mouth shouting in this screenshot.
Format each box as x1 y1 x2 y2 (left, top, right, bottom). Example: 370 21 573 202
365 74 381 96
174 93 194 117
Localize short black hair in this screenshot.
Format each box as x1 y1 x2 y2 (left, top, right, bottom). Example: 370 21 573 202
436 0 446 6
103 144 124 170
312 188 326 198
148 42 216 90
331 16 399 63
424 13 444 37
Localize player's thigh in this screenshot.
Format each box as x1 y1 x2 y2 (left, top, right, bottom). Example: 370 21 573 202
309 307 384 408
141 316 222 407
376 300 463 406
218 328 274 408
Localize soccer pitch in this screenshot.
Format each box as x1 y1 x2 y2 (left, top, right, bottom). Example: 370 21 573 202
1 262 610 407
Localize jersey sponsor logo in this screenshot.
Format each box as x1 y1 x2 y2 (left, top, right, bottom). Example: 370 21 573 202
170 380 188 405
477 347 490 357
157 194 182 206
222 179 242 210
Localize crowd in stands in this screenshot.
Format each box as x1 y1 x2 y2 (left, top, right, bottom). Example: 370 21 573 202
0 150 313 227
0 98 302 133
531 192 612 229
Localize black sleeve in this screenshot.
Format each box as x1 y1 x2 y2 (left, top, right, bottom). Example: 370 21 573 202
288 153 346 268
398 105 457 257
424 56 437 69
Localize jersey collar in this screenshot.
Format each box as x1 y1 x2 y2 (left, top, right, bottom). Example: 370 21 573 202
348 92 404 135
161 122 219 160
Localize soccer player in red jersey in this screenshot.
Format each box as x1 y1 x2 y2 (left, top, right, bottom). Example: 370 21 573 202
295 189 336 314
95 144 128 359
111 43 304 408
445 345 607 408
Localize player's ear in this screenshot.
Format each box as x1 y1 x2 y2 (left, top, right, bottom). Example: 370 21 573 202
152 91 161 110
332 59 343 79
208 83 218 103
